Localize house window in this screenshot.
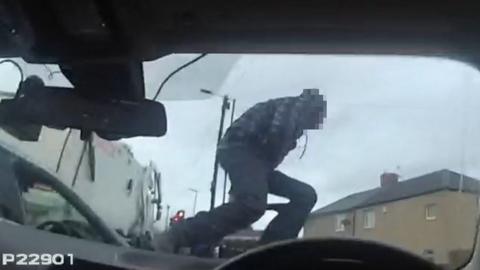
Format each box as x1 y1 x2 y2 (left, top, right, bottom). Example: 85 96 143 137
363 209 375 229
335 214 347 232
425 204 437 220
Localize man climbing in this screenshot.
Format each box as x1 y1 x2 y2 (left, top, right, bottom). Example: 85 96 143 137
154 88 327 253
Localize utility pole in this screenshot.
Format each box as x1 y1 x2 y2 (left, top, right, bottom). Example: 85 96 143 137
165 204 170 230
200 89 231 211
222 99 236 204
188 188 199 215
210 95 229 210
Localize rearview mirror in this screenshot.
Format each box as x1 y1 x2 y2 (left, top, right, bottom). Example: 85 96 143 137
0 76 167 141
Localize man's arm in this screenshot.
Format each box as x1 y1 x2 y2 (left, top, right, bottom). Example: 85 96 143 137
223 100 274 143
265 95 315 166
267 97 303 145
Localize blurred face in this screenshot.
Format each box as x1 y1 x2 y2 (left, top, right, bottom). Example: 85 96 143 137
303 96 327 130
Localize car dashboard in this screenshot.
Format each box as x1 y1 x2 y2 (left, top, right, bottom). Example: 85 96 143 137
1 218 446 270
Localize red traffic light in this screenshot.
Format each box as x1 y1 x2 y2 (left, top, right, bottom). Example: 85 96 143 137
170 210 186 225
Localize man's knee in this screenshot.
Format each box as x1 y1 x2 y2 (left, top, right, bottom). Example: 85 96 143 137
294 184 317 209
305 184 318 207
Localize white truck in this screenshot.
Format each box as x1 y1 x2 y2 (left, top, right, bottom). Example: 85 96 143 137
0 126 162 244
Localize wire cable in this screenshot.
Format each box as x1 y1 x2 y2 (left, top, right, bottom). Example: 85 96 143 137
72 140 88 187
152 53 208 100
299 132 308 159
56 129 73 172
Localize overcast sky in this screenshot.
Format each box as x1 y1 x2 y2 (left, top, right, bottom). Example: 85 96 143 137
124 54 480 230
2 54 480 231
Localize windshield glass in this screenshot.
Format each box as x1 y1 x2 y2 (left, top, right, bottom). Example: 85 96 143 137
0 54 479 269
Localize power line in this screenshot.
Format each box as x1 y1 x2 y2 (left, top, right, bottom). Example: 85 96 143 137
153 54 208 100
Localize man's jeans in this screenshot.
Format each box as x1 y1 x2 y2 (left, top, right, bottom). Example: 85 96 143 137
171 146 317 247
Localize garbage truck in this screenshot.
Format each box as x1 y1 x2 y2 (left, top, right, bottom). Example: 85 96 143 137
0 125 162 247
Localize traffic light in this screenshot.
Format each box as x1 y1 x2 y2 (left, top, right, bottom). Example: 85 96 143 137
170 210 185 225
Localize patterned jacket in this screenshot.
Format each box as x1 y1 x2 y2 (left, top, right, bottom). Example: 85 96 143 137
218 95 312 167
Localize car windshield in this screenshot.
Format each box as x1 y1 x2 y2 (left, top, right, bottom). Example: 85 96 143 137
0 54 479 269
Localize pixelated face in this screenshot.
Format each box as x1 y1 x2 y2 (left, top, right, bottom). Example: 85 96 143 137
303 93 327 130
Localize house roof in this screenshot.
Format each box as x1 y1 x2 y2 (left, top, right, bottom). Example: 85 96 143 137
311 169 480 217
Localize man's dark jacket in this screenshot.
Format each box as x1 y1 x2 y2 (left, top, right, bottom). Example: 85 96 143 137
218 95 313 168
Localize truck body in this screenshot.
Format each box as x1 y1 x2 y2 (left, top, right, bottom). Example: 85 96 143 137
0 126 161 238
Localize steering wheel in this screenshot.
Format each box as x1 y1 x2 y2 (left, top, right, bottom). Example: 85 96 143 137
14 159 127 246
216 238 439 270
